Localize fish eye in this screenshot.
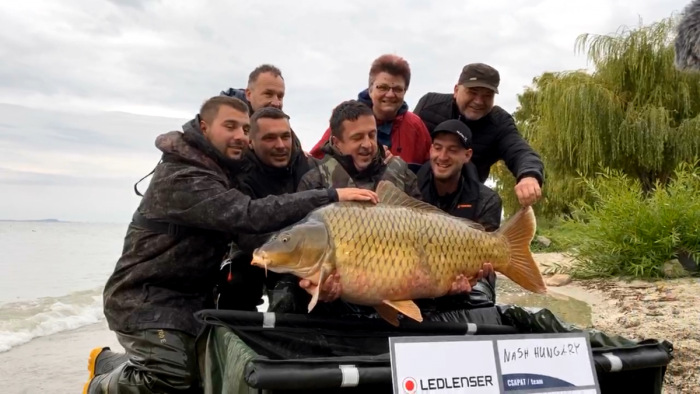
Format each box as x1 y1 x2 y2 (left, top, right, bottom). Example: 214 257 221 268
281 236 289 243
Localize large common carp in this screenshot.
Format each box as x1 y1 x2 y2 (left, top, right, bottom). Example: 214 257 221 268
251 181 547 326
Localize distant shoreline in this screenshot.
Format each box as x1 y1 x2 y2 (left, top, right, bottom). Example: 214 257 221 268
0 219 130 225
0 219 63 222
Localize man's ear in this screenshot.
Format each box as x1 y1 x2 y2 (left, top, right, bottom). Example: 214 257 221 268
199 119 208 135
245 88 252 102
464 148 473 162
453 84 460 97
330 135 339 147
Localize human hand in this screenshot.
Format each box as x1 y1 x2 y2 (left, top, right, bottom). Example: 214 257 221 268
383 145 394 164
299 272 342 302
336 188 379 204
448 263 494 295
514 177 542 207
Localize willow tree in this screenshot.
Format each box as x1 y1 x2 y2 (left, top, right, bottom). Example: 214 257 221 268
493 15 700 219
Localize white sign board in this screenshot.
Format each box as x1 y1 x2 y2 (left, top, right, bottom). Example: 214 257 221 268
389 332 600 394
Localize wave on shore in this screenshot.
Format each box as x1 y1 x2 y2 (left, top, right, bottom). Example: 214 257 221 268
0 287 104 353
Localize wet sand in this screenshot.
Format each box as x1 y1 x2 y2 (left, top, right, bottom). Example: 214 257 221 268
0 320 123 393
0 252 697 393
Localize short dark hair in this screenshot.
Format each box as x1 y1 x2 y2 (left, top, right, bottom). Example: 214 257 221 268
368 54 411 88
249 107 290 137
247 64 284 87
329 100 374 140
199 96 250 124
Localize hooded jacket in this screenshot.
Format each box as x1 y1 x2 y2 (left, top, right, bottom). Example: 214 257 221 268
220 88 252 114
308 89 432 169
102 117 337 336
413 92 544 186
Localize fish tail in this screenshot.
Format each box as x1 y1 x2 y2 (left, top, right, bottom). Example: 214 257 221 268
496 206 547 294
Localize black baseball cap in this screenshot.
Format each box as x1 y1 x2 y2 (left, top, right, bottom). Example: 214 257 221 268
458 63 500 93
431 119 472 149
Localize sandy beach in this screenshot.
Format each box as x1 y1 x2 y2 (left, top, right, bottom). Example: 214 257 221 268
0 252 697 393
537 253 700 393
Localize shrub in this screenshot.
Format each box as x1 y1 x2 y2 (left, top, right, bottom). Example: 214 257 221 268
559 161 700 279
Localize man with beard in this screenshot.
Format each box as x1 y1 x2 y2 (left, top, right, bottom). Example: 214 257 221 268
83 96 378 394
282 100 492 318
413 63 544 208
417 119 503 311
308 54 432 170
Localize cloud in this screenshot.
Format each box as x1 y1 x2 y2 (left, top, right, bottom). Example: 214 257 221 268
0 0 689 221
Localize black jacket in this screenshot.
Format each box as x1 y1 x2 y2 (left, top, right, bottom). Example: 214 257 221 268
232 133 318 312
235 134 317 254
416 162 502 232
413 93 544 186
102 118 337 336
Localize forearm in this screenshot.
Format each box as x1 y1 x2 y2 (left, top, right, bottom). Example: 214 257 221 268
149 170 337 235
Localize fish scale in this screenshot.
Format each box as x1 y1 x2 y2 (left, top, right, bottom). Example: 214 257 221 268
315 202 507 304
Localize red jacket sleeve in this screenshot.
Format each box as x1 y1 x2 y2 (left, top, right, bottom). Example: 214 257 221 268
309 127 332 159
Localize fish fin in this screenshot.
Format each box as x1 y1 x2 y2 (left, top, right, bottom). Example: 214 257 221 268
307 285 320 313
382 299 423 323
376 181 485 230
497 206 547 294
374 304 400 327
306 266 328 313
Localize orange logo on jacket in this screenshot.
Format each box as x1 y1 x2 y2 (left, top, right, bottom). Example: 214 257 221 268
456 204 472 209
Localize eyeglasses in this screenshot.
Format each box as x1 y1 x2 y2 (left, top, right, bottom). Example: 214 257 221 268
373 84 405 94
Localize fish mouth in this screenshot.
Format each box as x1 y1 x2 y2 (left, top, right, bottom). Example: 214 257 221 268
251 250 270 277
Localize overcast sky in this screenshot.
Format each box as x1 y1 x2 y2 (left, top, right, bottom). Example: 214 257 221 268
0 0 689 223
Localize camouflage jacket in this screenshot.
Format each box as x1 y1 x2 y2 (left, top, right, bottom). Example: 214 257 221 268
297 141 422 200
102 117 338 336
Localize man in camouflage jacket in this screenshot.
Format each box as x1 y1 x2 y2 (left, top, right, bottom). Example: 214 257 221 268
84 96 378 394
297 102 422 199
271 100 489 319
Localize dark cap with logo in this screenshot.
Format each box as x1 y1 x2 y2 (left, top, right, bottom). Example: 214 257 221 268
458 63 500 94
431 119 472 149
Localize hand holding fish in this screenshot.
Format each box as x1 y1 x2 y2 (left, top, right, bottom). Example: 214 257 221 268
447 262 494 294
299 272 342 302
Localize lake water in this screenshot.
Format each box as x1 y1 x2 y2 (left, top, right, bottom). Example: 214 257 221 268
0 220 589 354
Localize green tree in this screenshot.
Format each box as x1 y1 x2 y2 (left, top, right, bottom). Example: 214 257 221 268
493 16 700 219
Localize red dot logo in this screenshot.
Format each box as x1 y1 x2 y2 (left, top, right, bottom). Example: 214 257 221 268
403 377 417 393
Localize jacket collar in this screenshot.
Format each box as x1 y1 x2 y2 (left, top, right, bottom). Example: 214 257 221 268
418 161 480 208
320 140 387 179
